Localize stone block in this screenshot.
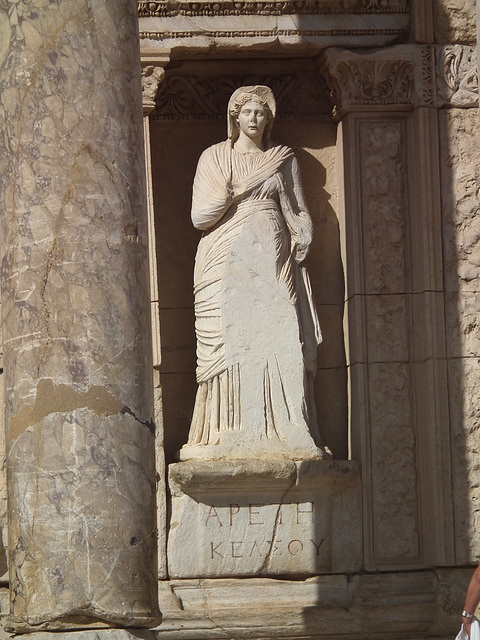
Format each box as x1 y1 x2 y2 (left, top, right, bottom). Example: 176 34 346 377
167 459 362 578
365 294 409 363
434 0 477 45
439 109 480 294
445 292 480 358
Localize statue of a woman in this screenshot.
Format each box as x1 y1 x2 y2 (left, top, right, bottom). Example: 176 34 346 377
180 85 329 461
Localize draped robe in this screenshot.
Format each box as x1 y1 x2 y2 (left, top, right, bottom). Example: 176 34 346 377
181 141 325 460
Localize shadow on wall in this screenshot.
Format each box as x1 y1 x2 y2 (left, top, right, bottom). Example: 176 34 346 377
149 75 347 465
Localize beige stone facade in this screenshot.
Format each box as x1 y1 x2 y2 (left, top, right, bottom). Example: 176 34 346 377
0 1 479 639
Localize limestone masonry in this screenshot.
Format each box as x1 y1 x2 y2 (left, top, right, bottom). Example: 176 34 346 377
0 1 478 639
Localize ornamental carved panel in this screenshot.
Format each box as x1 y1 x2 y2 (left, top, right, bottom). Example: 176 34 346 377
151 73 330 119
138 0 409 17
320 49 414 116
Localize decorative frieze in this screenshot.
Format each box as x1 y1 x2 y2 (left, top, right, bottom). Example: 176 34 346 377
140 27 408 41
150 73 329 119
138 0 410 18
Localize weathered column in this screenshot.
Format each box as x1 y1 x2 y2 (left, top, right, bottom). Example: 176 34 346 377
0 0 160 632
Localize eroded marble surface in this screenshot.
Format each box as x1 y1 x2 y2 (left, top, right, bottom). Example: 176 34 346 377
167 459 362 578
439 108 480 563
0 0 160 629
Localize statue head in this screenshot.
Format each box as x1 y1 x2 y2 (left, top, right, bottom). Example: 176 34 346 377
227 85 276 146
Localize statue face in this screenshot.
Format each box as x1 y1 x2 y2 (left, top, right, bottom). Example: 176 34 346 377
235 100 268 140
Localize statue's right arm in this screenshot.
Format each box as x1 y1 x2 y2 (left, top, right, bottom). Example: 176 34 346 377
191 145 233 230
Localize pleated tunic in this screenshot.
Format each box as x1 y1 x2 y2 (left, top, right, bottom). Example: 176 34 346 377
182 141 324 459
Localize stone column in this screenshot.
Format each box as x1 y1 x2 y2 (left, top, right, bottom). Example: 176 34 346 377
0 0 160 632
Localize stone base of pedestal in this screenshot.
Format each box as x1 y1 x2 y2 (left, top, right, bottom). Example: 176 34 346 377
5 631 157 640
167 459 362 578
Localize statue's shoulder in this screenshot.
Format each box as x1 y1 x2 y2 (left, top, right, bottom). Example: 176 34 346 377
198 140 230 166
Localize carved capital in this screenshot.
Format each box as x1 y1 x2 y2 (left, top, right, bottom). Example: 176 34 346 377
319 47 415 118
142 65 167 115
436 45 479 108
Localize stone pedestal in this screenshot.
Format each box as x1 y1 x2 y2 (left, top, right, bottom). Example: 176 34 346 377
0 0 160 631
167 460 362 578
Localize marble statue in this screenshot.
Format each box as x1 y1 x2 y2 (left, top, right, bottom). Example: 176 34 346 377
180 85 329 461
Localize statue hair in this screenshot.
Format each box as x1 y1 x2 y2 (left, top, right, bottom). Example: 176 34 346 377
227 85 276 145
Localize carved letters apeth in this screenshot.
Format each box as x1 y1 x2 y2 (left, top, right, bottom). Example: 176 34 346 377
138 0 409 18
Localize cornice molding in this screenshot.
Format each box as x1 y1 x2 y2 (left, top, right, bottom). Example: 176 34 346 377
138 0 409 18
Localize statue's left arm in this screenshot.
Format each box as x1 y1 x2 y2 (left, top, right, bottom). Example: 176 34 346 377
278 155 314 264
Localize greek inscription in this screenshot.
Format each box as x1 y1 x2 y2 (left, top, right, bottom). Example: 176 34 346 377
208 538 325 559
210 542 224 558
248 504 264 525
266 540 283 556
249 541 263 557
296 502 314 524
229 504 240 526
205 505 223 527
311 538 326 555
288 539 304 556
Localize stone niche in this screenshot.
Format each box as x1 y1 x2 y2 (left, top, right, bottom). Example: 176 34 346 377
147 58 360 580
148 59 348 463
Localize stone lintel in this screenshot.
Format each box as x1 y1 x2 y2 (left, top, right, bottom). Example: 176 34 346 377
138 10 410 60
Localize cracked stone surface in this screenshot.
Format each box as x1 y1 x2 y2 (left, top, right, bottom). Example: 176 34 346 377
0 0 160 631
167 459 362 578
